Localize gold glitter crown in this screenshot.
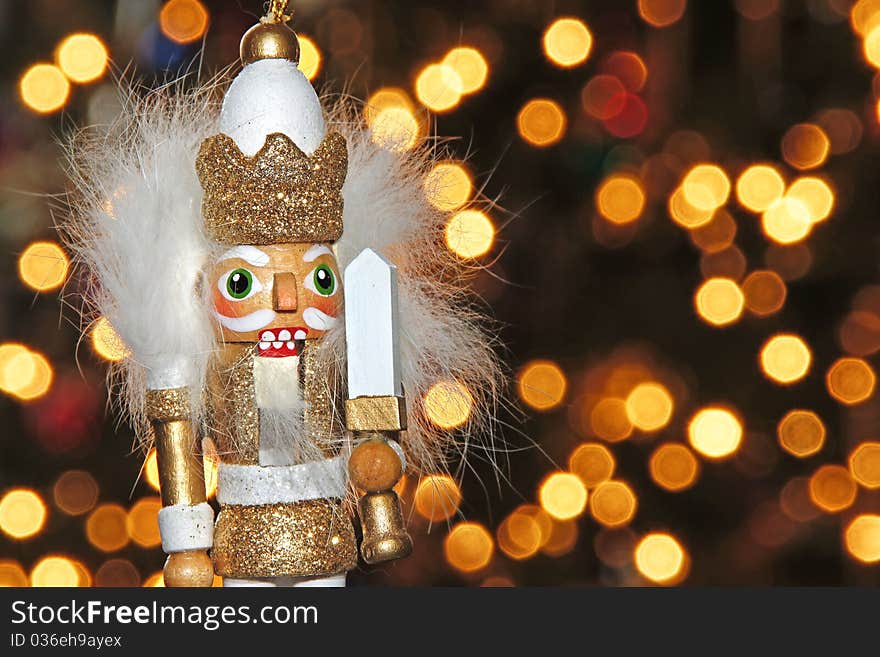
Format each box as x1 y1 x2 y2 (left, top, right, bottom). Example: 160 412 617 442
196 131 347 244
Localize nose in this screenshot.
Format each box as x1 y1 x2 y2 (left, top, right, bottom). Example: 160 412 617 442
273 272 298 312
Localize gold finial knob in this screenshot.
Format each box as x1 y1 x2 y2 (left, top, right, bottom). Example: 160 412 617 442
358 490 413 564
240 20 300 65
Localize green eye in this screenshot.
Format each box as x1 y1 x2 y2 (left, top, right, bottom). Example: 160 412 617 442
226 268 254 300
313 264 336 296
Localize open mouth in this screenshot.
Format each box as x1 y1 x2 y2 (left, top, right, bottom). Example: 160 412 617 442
257 327 308 357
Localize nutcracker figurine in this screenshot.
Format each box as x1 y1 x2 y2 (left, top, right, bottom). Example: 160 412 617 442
62 3 503 587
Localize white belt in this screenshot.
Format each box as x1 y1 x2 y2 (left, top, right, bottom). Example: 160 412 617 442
216 456 348 505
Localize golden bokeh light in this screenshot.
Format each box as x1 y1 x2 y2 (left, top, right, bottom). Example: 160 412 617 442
95 559 140 587
13 350 53 402
759 333 812 385
777 410 825 458
414 474 463 522
589 397 634 442
0 344 31 394
781 123 830 170
518 360 567 411
444 521 494 573
849 442 880 489
425 162 473 212
638 0 688 27
786 177 834 223
0 345 53 402
0 560 28 587
424 380 473 429
297 35 321 80
159 0 209 44
809 465 857 513
86 503 130 552
415 63 463 113
127 497 161 548
844 514 880 563
694 277 745 327
649 443 700 491
364 87 414 125
444 210 495 258
865 25 880 67
55 33 108 84
53 470 99 516
634 533 687 584
144 572 165 587
762 197 812 245
688 406 743 459
625 382 674 431
568 442 616 488
516 504 554 548
689 209 737 254
541 518 579 557
682 164 731 212
539 472 588 520
0 489 47 540
517 98 567 147
497 511 542 560
604 50 648 92
370 106 420 153
442 47 489 94
19 63 70 114
826 357 876 405
18 241 69 292
581 75 626 120
596 175 646 224
91 316 129 362
542 17 593 68
668 187 714 228
736 164 785 212
145 449 160 492
589 480 637 528
851 0 880 36
742 270 787 316
30 556 82 587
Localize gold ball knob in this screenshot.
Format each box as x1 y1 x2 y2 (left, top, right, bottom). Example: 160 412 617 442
349 438 404 493
240 21 300 66
163 550 214 587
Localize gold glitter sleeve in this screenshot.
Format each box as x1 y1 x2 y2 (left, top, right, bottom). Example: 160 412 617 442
145 388 208 508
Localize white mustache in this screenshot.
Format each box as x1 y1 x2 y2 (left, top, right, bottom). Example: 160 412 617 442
303 307 338 331
216 308 277 333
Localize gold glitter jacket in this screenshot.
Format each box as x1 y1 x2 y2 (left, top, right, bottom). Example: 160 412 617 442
206 341 357 578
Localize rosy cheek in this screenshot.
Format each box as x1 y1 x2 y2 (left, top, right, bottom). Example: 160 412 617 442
212 292 239 318
309 296 338 317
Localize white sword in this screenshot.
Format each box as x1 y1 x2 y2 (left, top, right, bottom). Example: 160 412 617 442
344 248 403 399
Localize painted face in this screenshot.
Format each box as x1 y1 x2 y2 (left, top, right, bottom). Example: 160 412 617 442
209 243 341 352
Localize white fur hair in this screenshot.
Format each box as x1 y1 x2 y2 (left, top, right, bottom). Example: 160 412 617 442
321 101 507 479
60 80 219 446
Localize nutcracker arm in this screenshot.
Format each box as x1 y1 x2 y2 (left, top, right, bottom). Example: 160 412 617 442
343 249 412 564
145 388 214 587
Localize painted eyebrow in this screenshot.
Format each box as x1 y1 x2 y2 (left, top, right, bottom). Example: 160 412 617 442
303 245 333 262
217 245 270 267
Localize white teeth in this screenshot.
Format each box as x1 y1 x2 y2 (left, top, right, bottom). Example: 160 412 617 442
272 341 282 349
286 342 294 350
278 329 291 341
262 331 276 342
294 330 307 340
259 342 270 350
